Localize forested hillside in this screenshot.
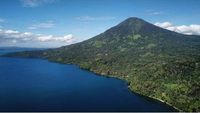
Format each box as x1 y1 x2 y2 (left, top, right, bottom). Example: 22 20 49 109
3 17 200 111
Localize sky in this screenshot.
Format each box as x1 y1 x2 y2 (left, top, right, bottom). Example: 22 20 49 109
0 0 200 48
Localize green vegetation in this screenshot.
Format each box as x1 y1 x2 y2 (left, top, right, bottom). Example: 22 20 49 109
93 41 105 48
147 43 156 49
3 17 200 111
129 34 141 40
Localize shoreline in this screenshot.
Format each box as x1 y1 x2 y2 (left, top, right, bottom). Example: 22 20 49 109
1 56 181 111
126 85 181 112
76 64 180 112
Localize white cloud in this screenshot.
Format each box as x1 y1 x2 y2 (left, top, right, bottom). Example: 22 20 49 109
36 34 73 42
155 22 172 28
4 30 20 34
154 22 200 35
0 28 76 47
28 21 55 29
76 16 115 21
146 10 163 15
149 11 163 15
20 0 57 7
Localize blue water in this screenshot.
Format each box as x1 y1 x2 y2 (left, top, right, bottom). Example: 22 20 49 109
0 50 177 112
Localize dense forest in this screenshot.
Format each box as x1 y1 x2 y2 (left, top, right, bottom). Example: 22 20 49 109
3 17 200 111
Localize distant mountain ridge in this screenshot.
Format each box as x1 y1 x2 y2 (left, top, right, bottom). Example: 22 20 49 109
3 17 200 111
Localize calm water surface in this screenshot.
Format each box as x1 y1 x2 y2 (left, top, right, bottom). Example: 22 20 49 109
0 50 177 112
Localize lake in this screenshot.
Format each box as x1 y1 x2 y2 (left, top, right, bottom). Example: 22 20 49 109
0 49 177 112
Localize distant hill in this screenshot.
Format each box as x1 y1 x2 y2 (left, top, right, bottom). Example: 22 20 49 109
0 47 46 55
3 17 200 111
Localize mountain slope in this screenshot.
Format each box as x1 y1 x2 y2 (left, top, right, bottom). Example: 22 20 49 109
3 17 200 111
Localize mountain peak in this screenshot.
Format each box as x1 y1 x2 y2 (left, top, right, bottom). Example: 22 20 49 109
123 17 145 22
103 17 151 37
118 17 146 27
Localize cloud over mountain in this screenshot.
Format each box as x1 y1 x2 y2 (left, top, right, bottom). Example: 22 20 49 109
155 22 200 35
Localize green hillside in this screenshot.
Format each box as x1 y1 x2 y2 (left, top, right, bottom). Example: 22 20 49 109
3 17 200 111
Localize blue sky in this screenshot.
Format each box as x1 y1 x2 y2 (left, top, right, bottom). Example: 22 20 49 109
0 0 200 47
